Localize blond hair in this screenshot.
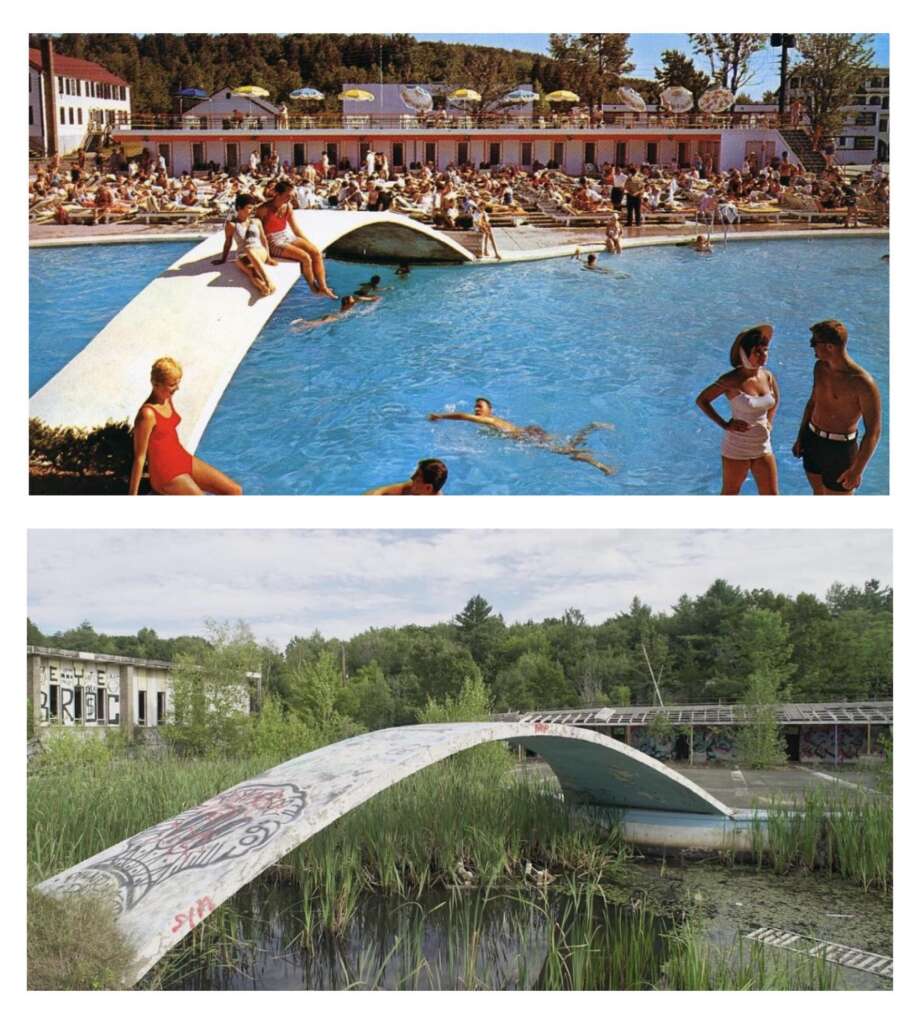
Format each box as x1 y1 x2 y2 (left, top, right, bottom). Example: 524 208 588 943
151 356 182 385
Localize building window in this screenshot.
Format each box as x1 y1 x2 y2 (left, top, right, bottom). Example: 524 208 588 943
74 686 83 722
293 142 305 167
882 96 889 109
68 108 74 124
838 137 847 147
326 142 339 165
60 107 65 124
855 95 867 105
96 687 106 723
488 141 501 165
29 107 33 125
57 76 63 93
869 96 881 106
871 77 881 89
646 141 658 164
156 692 166 725
552 141 564 165
49 684 59 720
138 691 146 725
883 76 889 88
855 111 876 126
584 141 596 166
456 141 468 165
854 136 876 150
192 142 205 167
77 108 82 125
880 117 888 133
615 141 627 167
392 141 404 167
520 141 532 167
424 141 436 165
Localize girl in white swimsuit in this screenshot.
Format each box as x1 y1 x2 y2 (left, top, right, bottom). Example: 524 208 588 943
696 324 780 495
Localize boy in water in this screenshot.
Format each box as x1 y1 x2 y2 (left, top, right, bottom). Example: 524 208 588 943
365 458 448 495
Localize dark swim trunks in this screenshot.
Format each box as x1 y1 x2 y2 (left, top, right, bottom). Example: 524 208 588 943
800 426 859 492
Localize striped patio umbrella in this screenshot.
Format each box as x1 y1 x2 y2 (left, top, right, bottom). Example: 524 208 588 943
698 86 736 113
617 86 648 113
400 85 433 112
659 86 694 113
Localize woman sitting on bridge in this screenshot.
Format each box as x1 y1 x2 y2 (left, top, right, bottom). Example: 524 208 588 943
257 180 337 300
130 357 242 496
214 194 277 298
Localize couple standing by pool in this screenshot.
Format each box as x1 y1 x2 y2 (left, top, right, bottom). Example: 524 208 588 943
696 320 881 495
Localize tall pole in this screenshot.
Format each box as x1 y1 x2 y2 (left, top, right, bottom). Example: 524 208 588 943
779 40 790 117
39 35 59 158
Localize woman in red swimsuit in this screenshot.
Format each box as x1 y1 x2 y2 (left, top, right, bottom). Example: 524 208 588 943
129 357 242 495
257 180 337 299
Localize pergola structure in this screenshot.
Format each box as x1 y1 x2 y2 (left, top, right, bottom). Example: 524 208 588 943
494 702 893 727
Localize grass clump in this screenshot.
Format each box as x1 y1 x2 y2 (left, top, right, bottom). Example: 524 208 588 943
28 887 139 990
751 789 892 892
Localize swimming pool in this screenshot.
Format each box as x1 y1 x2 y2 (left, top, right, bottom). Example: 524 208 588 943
29 236 889 495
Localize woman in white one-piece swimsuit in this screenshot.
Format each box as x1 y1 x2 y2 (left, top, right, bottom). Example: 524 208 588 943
696 324 780 494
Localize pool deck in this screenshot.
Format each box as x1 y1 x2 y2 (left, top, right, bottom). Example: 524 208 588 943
29 218 887 258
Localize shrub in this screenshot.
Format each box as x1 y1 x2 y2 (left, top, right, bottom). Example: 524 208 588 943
28 888 139 990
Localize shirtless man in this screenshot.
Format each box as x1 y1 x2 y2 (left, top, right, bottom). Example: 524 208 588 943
365 458 448 495
792 320 882 494
428 397 615 476
290 293 379 331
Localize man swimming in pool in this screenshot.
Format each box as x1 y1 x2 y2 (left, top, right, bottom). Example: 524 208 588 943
365 458 448 495
290 292 380 331
792 319 882 494
428 397 615 476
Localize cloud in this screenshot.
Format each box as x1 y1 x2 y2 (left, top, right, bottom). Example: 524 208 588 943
28 530 891 646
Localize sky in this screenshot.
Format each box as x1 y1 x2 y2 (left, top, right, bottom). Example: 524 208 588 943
28 530 891 646
414 33 890 97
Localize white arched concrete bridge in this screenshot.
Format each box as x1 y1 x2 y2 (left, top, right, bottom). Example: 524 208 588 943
29 211 474 451
37 722 747 985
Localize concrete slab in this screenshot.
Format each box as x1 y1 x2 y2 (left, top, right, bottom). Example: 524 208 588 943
37 721 732 984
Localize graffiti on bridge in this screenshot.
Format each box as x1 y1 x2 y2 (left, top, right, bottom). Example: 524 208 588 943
57 783 308 915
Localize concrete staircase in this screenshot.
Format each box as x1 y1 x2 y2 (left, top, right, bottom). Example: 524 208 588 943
780 129 826 173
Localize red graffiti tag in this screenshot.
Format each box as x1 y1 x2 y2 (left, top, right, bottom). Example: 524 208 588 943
170 895 216 934
534 722 550 734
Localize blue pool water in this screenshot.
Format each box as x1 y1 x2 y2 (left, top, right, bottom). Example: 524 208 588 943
29 236 889 495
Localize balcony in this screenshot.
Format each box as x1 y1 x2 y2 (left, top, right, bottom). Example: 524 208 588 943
115 110 785 134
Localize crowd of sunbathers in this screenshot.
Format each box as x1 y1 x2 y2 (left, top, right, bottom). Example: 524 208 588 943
29 142 889 231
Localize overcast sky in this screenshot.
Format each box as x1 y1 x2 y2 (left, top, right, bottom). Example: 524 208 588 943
414 33 889 96
28 530 891 646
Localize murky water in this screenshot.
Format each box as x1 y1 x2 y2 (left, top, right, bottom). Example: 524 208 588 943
154 883 670 991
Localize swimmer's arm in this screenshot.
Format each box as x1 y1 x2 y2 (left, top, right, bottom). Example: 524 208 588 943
428 412 480 423
353 294 380 302
364 482 408 495
840 376 883 489
129 408 155 496
695 376 737 430
793 366 819 456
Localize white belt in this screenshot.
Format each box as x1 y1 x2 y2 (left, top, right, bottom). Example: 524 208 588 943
809 421 857 442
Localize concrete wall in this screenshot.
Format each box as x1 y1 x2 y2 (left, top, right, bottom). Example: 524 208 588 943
27 648 168 733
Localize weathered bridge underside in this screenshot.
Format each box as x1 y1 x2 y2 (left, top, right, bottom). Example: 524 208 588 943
28 211 473 446
37 722 734 984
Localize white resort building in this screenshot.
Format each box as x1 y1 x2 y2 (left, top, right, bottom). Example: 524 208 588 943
29 46 131 156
